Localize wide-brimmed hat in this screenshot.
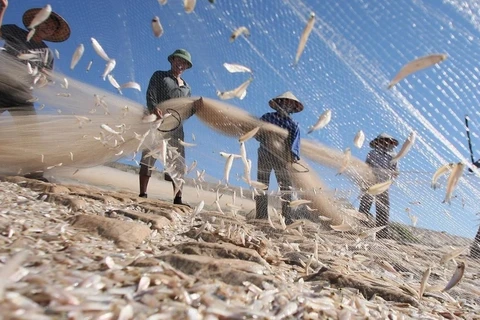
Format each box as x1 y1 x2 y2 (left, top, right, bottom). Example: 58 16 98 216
369 133 399 148
268 91 304 113
168 49 193 69
23 8 71 42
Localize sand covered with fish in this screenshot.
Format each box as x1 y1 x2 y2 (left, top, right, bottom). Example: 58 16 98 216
0 166 479 320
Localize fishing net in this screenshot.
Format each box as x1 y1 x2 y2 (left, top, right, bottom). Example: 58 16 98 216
1 0 479 302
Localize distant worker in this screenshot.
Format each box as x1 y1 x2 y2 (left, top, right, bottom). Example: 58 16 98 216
255 91 303 225
359 133 399 238
139 48 202 205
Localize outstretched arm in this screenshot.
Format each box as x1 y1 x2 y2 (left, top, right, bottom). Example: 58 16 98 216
0 0 8 38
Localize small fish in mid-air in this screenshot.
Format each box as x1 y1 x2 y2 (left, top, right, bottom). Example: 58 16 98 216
102 59 116 81
54 49 60 60
418 266 431 298
307 109 331 134
230 26 250 42
390 131 416 164
107 74 122 94
442 261 465 292
223 62 252 74
388 54 448 89
91 37 110 61
443 162 465 204
70 44 84 70
28 4 52 29
431 163 455 190
354 130 365 148
294 12 315 65
151 16 164 37
120 82 141 92
26 29 36 42
223 154 235 185
184 0 196 13
367 180 393 195
217 78 253 100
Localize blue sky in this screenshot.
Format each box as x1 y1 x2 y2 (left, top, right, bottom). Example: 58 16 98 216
3 0 480 237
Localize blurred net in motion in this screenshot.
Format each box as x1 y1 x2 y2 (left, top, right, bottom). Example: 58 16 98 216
0 0 480 306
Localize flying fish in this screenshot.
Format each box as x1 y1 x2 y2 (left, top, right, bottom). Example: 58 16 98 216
294 12 315 65
388 54 448 89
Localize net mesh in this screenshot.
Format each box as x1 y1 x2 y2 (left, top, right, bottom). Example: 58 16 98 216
0 0 479 301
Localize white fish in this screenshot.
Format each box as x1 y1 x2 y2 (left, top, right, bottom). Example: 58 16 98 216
91 37 110 61
390 131 416 164
17 53 38 60
219 152 241 159
443 162 464 204
224 154 235 185
439 246 468 265
223 62 252 74
294 12 315 65
107 74 122 94
27 28 36 42
442 261 465 292
86 60 93 72
186 160 197 174
28 4 52 29
289 199 312 208
217 78 253 100
336 147 351 175
249 180 268 190
388 54 448 89
184 0 196 13
193 200 204 215
178 139 196 147
431 163 455 190
70 44 84 70
161 139 168 165
151 16 164 37
101 124 121 135
367 180 393 195
358 225 386 239
244 159 252 184
102 59 116 80
239 127 260 142
307 109 331 134
330 223 353 232
230 26 250 42
354 130 365 148
26 62 33 74
61 77 69 89
239 142 248 165
54 49 60 60
419 266 431 298
120 81 141 91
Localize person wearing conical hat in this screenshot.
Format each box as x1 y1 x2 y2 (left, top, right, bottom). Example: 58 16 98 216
0 1 71 181
139 49 203 206
358 133 399 238
255 91 304 225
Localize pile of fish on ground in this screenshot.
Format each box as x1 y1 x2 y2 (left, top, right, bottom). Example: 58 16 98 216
0 176 478 320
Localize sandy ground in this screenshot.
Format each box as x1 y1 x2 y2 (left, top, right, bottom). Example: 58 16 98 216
47 165 256 211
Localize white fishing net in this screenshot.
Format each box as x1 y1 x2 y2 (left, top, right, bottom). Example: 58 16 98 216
0 0 479 297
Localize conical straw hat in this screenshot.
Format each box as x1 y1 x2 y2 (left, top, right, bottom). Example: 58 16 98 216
369 133 399 148
23 8 71 42
268 91 304 113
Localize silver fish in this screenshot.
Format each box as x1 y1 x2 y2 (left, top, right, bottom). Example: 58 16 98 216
294 12 315 65
28 5 52 29
367 180 393 195
289 199 312 208
307 109 331 134
388 54 448 89
184 0 196 13
439 246 468 265
431 163 454 190
230 26 250 42
217 78 253 100
86 60 93 72
354 130 365 148
443 162 464 204
120 81 141 92
102 59 116 80
223 154 235 185
419 266 431 298
54 49 60 60
223 62 252 74
91 37 110 61
27 28 36 42
442 261 465 292
107 74 122 94
151 16 164 38
390 131 416 164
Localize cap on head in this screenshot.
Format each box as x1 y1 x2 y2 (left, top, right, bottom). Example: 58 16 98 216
268 91 304 113
369 133 399 148
22 9 71 42
168 49 193 69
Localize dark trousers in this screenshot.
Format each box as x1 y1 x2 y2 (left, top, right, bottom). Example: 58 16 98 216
471 226 480 259
359 190 390 230
255 147 293 223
